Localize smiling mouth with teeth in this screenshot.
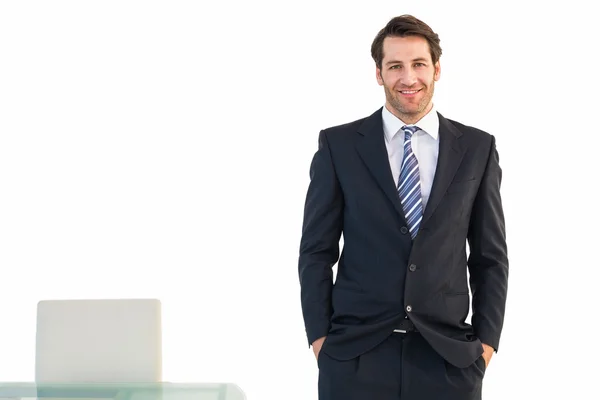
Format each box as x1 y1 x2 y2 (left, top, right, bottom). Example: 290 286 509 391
400 89 421 94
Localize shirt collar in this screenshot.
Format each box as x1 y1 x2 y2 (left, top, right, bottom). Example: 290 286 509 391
382 103 440 142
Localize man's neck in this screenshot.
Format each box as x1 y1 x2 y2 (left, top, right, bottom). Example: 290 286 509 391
385 102 434 125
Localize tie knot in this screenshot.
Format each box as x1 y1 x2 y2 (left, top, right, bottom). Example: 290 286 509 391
402 125 420 137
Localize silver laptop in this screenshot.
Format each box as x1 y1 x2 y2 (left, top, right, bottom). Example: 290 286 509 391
35 298 162 382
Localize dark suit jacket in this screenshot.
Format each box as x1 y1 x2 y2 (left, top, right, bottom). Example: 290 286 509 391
298 108 508 368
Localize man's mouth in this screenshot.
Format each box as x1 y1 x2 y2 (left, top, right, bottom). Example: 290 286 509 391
399 89 422 94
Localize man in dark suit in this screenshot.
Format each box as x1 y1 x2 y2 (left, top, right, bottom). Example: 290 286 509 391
298 15 508 400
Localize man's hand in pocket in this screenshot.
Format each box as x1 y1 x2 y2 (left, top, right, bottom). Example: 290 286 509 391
312 337 327 361
482 343 494 368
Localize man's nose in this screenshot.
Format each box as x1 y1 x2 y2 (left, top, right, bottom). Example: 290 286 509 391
400 68 418 86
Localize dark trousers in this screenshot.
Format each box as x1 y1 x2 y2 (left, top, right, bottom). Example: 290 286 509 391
318 332 486 400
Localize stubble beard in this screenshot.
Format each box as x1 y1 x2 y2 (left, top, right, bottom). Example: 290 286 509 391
384 80 435 124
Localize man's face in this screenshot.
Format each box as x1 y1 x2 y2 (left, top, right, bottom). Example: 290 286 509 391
376 35 441 124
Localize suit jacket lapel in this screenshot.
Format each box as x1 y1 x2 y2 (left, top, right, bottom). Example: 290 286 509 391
355 108 408 222
421 112 467 226
355 109 467 228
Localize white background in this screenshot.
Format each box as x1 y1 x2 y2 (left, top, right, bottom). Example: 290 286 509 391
1 1 599 399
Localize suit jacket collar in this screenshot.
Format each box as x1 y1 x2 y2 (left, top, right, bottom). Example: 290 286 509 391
356 107 467 230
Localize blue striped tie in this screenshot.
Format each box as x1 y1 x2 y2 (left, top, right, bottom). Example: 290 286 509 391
397 125 423 239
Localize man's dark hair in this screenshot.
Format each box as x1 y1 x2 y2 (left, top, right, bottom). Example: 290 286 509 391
371 15 442 69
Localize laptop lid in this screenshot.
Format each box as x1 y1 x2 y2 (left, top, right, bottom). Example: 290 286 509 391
35 298 162 382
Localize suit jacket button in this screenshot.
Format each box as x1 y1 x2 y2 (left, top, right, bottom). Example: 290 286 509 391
409 264 416 272
406 305 412 312
400 226 408 234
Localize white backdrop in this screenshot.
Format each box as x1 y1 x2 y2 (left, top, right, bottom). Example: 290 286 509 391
1 1 598 399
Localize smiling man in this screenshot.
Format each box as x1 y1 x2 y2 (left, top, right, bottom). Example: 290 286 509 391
298 15 509 400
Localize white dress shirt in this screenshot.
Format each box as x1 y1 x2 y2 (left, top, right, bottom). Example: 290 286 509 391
381 104 440 212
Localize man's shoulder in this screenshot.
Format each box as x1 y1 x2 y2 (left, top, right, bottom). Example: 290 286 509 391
322 116 369 135
443 117 490 136
320 108 381 140
442 115 494 141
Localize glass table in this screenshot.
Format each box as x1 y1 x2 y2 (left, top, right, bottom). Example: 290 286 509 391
0 382 245 400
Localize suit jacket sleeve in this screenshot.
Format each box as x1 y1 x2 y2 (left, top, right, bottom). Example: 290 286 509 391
467 134 509 352
298 130 344 347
